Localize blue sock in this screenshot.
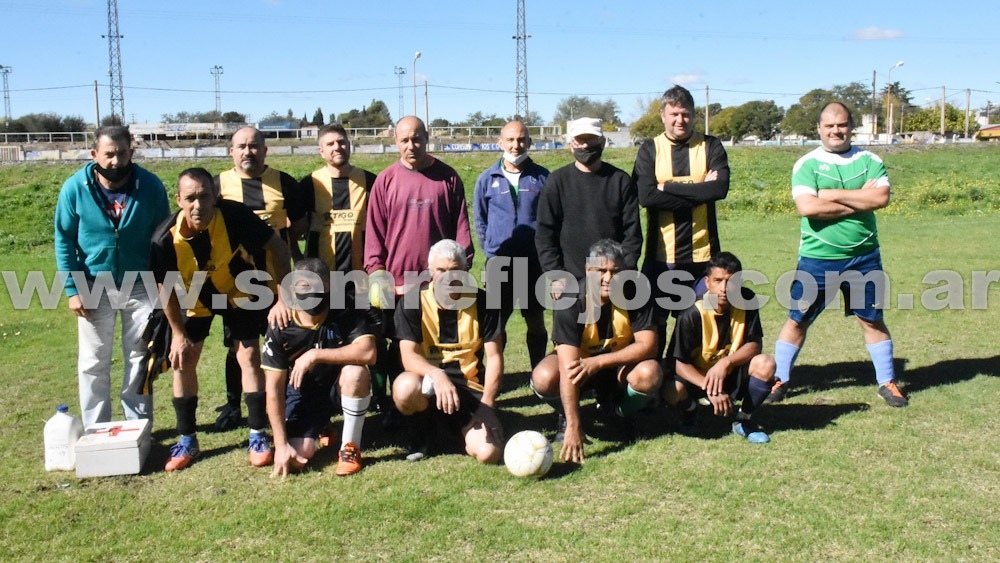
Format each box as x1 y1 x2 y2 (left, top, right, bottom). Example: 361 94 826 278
865 339 895 386
179 434 198 448
774 340 800 384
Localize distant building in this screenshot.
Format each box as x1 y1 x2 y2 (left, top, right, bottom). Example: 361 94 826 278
976 124 1000 141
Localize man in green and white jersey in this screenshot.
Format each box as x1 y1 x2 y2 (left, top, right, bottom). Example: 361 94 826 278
768 102 908 408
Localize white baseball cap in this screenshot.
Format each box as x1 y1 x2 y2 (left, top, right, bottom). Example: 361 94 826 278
566 117 603 140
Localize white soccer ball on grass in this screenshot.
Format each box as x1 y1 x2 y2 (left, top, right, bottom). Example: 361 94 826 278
503 430 553 478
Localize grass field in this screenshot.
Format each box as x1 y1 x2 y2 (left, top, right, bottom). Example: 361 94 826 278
1 145 998 561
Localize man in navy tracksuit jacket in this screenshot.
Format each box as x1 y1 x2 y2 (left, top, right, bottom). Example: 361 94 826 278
473 120 549 368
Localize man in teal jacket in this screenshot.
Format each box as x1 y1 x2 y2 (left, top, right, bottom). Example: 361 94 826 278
54 125 170 428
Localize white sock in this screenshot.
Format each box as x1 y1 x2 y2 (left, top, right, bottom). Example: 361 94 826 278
340 393 371 448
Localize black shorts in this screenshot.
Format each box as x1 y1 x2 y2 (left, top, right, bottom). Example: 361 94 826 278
187 306 267 344
642 260 709 319
431 379 504 445
284 371 341 439
676 364 749 401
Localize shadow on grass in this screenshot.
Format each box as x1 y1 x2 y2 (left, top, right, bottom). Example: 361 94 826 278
756 402 870 433
788 355 1000 398
151 422 234 443
144 441 242 475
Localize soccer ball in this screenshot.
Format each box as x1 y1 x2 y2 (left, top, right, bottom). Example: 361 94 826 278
503 430 553 478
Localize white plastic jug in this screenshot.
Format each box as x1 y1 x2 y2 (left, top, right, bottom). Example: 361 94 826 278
44 404 84 471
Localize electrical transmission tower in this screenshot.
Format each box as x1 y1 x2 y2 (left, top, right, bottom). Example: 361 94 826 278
514 0 529 122
393 66 407 122
0 65 11 127
211 66 224 115
103 0 125 124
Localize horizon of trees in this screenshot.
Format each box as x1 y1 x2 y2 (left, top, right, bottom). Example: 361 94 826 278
2 87 991 137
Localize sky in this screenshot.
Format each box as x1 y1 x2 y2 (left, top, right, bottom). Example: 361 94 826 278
2 0 999 127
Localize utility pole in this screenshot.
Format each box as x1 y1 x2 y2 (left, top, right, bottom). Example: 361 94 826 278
102 0 125 125
93 81 100 128
514 0 530 122
412 51 421 116
424 80 429 128
940 86 946 136
211 65 223 115
0 65 11 128
965 88 971 138
705 85 710 135
871 70 877 136
393 66 406 122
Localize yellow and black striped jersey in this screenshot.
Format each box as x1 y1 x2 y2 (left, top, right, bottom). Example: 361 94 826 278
216 167 306 235
551 279 656 358
150 199 275 318
300 167 376 273
669 287 763 372
393 286 502 388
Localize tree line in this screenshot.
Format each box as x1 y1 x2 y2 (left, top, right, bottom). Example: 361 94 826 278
3 82 995 138
632 82 988 141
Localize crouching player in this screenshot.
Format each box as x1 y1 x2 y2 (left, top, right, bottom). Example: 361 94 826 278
262 258 375 476
531 239 662 464
392 239 504 464
664 251 776 443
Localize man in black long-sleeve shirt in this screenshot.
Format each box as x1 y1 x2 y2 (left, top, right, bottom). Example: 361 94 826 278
631 85 730 357
536 117 642 299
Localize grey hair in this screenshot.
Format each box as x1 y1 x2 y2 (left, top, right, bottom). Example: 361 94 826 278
587 238 625 267
660 85 695 112
427 239 467 270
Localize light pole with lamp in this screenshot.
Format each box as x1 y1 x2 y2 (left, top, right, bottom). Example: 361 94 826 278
885 60 904 140
412 51 421 116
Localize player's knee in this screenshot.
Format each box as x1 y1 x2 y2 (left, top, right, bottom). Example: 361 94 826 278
290 437 317 461
661 379 686 406
468 440 501 464
750 354 776 380
392 372 425 414
530 356 560 397
628 360 663 392
234 340 260 366
480 445 502 465
339 365 371 396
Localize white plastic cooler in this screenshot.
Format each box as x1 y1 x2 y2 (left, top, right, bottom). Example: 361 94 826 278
74 419 151 478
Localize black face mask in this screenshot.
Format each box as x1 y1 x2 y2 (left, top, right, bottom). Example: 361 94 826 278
94 162 134 184
293 291 329 316
573 144 603 166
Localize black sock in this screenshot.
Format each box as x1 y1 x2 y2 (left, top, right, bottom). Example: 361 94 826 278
746 376 772 413
173 395 198 436
244 391 268 430
225 350 242 409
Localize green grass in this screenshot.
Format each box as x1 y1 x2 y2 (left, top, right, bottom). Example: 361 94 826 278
1 146 999 560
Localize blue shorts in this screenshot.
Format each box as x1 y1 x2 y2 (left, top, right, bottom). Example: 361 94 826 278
788 249 887 324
